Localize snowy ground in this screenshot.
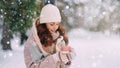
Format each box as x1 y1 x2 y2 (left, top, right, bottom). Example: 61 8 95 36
70 39 120 68
0 28 120 68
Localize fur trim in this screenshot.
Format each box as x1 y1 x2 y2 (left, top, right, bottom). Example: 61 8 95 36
32 18 48 56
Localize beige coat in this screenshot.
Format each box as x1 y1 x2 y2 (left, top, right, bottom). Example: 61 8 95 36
24 18 75 68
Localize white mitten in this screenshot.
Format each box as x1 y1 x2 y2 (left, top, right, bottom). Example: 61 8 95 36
56 36 63 45
56 36 65 52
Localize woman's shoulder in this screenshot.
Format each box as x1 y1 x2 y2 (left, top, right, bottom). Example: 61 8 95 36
24 37 36 49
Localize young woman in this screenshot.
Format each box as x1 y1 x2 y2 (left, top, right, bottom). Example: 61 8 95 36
24 4 76 68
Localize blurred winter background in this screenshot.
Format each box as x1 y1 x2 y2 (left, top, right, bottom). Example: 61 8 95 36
0 0 120 68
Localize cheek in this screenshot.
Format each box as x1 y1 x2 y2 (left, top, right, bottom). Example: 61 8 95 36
46 25 51 29
49 26 53 30
56 26 59 29
47 26 54 32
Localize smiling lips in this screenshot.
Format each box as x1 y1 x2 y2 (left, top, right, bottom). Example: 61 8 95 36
50 29 56 33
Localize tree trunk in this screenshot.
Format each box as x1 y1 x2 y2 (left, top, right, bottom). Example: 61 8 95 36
1 18 12 50
20 32 28 45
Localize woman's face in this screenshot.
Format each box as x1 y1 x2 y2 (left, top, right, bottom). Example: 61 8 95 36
46 22 60 33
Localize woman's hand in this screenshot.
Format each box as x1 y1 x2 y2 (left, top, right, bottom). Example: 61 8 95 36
59 46 72 65
61 46 72 53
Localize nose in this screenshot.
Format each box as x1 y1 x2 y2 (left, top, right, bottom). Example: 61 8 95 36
54 26 57 29
53 25 58 31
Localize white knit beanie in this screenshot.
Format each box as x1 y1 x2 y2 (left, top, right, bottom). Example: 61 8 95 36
40 4 61 23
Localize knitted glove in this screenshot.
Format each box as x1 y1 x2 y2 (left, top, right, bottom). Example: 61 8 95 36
55 36 71 65
59 52 71 65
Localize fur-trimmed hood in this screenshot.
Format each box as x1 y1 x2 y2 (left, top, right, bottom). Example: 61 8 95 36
29 17 49 56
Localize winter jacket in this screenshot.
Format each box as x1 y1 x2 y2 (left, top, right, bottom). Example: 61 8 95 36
24 18 76 68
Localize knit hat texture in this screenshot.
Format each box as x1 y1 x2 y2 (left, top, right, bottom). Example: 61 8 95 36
40 4 61 23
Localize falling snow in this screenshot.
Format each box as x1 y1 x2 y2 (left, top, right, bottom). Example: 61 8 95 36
0 0 120 68
0 28 120 68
